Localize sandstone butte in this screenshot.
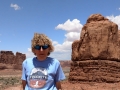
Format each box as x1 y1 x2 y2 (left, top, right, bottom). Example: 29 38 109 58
69 14 120 83
0 51 26 69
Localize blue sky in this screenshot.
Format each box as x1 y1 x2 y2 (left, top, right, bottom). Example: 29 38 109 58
0 0 120 60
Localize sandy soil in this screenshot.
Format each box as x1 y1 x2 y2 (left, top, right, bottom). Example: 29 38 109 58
4 81 120 90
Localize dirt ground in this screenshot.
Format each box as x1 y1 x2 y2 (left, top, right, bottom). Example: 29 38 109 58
1 69 120 90
4 81 120 90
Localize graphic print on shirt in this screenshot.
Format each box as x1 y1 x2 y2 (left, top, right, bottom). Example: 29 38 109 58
28 67 48 89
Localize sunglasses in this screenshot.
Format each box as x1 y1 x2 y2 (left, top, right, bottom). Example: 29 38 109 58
34 45 49 50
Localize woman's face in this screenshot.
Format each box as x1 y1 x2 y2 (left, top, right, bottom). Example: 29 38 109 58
34 45 50 60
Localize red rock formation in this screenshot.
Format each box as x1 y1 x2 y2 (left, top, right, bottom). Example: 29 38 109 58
69 14 120 83
0 50 26 69
15 52 26 65
0 51 15 64
60 61 71 68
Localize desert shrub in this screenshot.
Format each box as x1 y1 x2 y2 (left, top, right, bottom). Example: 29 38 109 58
0 77 21 90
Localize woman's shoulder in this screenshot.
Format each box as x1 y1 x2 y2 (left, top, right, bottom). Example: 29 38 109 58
47 57 60 64
22 57 34 64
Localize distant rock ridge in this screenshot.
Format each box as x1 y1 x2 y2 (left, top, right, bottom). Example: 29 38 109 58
69 14 120 83
0 50 26 69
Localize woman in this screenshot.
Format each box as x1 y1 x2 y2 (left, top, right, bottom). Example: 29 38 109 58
21 33 65 90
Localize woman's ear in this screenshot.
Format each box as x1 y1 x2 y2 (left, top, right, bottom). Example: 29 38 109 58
32 48 36 55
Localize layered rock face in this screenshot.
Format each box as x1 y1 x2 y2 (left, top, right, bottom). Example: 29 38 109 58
0 51 26 69
69 14 120 83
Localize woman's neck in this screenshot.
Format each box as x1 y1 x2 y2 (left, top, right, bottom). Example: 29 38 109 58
36 57 47 61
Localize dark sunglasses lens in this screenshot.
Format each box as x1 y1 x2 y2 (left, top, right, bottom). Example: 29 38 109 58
34 45 41 50
42 45 49 49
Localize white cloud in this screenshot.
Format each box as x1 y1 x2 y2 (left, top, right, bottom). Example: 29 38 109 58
25 19 83 60
50 41 72 60
65 32 80 42
50 51 71 60
54 41 72 53
51 19 82 60
106 15 120 30
51 40 58 45
119 8 120 10
55 19 83 32
28 48 31 52
10 3 21 10
25 48 35 58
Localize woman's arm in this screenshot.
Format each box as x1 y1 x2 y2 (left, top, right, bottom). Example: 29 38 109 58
22 80 27 90
56 81 62 90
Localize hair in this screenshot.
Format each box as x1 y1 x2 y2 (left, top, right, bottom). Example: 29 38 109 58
31 33 54 56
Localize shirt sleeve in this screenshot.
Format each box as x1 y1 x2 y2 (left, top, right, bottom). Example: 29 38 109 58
55 63 66 82
21 61 27 81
